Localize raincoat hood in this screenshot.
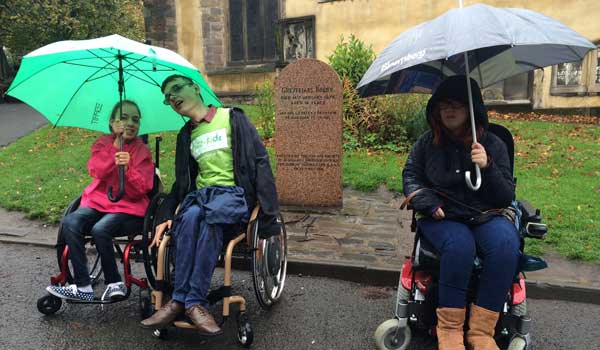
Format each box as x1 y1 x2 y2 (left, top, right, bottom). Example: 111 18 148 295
426 75 489 131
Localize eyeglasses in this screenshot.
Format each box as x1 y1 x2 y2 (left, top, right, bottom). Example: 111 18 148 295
163 82 193 105
439 101 465 111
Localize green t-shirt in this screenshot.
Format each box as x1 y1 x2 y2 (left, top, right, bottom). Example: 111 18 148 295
190 108 235 189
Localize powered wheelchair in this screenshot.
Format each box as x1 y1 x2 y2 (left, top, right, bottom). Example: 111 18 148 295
37 136 165 317
374 123 549 350
143 200 288 348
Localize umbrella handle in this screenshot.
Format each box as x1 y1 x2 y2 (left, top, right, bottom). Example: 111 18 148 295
464 165 482 191
107 165 125 202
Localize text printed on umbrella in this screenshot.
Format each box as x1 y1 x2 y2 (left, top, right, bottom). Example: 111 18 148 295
381 49 427 73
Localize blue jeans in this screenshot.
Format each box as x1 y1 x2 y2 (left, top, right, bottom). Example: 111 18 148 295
61 206 143 286
171 186 248 309
418 216 520 312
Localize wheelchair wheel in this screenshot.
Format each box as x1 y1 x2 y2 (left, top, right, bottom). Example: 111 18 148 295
237 312 253 348
374 319 411 350
142 193 168 289
55 196 103 286
37 294 62 315
507 336 527 350
139 288 153 319
152 328 168 340
251 214 288 309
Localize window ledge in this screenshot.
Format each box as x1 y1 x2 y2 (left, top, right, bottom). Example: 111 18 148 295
550 85 587 96
206 63 276 76
485 99 531 106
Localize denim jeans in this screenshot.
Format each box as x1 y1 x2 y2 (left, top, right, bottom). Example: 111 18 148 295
418 216 520 312
61 206 143 286
171 186 248 309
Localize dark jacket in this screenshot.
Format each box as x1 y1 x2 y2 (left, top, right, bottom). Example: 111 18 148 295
160 107 281 235
402 76 515 221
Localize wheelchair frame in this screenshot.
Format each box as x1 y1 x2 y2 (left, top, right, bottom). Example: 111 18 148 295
37 136 164 317
146 204 288 348
374 123 548 350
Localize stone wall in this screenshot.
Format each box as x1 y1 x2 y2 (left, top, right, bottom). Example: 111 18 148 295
144 0 178 51
200 0 228 70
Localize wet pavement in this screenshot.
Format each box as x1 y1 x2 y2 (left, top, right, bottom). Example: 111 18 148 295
1 186 599 305
2 243 600 350
0 103 47 146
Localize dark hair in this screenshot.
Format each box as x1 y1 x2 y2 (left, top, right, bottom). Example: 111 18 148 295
161 74 193 93
108 100 140 132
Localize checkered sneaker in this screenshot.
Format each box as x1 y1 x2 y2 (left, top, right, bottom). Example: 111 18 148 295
46 284 94 301
101 282 127 301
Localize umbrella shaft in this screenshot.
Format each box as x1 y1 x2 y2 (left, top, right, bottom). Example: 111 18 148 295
463 52 478 144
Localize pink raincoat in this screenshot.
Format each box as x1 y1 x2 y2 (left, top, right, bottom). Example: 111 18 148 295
80 134 154 217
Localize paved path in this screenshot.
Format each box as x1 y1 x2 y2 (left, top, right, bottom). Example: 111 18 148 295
5 243 600 350
1 187 599 304
0 103 47 146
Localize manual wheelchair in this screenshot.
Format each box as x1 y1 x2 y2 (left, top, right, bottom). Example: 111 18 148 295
143 201 288 348
37 136 165 317
374 123 549 350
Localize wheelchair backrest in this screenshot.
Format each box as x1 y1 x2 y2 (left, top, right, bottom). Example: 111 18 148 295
140 135 164 199
487 123 514 176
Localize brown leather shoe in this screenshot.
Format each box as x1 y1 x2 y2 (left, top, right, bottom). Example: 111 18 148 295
140 299 184 328
185 304 223 336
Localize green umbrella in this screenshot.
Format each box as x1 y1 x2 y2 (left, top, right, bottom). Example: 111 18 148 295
6 34 221 201
7 34 221 135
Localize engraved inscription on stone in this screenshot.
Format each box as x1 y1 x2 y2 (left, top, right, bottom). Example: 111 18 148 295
275 59 343 207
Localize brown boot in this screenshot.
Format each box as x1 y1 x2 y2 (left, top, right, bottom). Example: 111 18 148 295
436 307 466 350
466 304 500 350
186 304 223 336
140 299 184 328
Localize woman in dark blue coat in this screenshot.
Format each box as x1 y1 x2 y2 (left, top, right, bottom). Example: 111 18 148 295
402 76 519 350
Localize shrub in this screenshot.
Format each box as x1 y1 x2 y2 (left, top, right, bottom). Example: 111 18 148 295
340 76 429 152
329 35 429 152
254 79 275 139
327 34 376 87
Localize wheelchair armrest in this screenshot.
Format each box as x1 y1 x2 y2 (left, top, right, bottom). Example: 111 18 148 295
518 199 547 239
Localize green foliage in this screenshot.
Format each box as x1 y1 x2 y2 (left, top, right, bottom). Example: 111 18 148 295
254 79 276 139
340 77 429 152
327 34 428 152
327 34 376 87
0 0 145 57
3 106 600 263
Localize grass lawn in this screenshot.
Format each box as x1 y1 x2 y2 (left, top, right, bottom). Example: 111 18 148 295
0 106 598 262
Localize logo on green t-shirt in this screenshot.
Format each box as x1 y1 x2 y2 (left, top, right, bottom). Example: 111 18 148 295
191 128 228 158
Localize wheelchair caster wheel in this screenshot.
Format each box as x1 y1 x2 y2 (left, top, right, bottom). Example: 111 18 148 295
507 336 528 350
152 328 168 340
139 289 153 319
37 294 62 315
374 319 411 350
237 313 253 348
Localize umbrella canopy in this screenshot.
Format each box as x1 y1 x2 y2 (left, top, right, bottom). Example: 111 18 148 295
357 3 596 97
6 34 221 135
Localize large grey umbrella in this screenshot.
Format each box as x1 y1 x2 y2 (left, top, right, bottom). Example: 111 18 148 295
357 2 595 190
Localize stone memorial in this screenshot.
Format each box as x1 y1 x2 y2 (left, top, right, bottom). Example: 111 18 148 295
274 59 343 207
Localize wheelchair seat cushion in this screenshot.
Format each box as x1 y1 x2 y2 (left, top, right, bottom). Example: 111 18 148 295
414 236 440 268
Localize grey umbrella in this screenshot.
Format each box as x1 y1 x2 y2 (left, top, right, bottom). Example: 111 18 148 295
357 2 595 190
